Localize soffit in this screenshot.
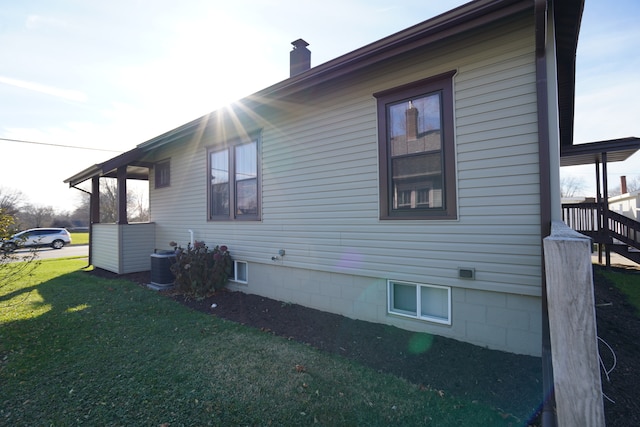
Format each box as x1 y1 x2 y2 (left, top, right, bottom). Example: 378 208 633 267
64 147 152 187
554 0 584 148
560 137 640 167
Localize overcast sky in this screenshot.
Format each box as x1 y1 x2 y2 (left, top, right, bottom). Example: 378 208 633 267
1 0 638 211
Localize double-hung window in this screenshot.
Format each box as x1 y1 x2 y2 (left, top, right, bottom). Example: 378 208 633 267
374 71 457 220
208 133 260 220
155 159 170 188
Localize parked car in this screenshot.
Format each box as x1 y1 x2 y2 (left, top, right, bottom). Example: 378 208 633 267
1 228 72 251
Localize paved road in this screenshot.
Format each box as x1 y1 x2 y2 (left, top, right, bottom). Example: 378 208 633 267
9 244 88 261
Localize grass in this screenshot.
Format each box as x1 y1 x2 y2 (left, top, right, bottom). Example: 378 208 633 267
0 259 519 426
599 269 640 313
69 231 88 245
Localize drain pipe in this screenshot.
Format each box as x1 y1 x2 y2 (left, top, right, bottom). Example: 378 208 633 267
188 229 194 246
534 0 556 426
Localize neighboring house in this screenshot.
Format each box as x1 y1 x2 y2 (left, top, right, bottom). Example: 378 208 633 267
609 191 640 221
562 192 640 223
66 0 586 357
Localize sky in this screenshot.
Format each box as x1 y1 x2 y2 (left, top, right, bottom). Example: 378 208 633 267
0 0 639 212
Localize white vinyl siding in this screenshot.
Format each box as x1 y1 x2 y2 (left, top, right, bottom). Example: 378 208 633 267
149 14 541 297
92 224 119 273
120 223 156 273
91 223 155 274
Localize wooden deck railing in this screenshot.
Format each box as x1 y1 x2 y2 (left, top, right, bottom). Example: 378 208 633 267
561 202 602 239
607 209 640 250
562 202 640 252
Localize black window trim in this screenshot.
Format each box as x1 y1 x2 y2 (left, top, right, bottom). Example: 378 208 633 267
374 70 457 220
154 158 171 189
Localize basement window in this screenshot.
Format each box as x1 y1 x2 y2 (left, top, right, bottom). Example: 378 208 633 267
387 280 451 325
230 260 248 284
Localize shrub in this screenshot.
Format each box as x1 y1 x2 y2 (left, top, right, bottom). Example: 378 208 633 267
170 241 233 298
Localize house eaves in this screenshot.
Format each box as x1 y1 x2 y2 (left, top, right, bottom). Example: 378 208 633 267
137 0 548 153
245 0 532 103
560 137 640 167
64 147 153 188
137 0 582 151
67 0 584 185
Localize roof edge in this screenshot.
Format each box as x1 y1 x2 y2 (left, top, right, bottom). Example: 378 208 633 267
137 0 533 152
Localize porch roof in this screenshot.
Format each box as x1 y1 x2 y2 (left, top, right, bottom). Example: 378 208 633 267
64 147 153 188
560 137 640 167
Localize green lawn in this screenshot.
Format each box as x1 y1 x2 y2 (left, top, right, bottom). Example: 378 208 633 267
69 231 89 245
599 269 640 313
7 259 631 425
0 259 518 426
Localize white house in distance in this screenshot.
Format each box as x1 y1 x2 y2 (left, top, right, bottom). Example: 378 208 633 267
609 181 640 221
66 0 586 358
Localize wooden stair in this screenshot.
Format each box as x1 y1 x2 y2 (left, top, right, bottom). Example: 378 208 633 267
609 244 640 264
562 202 640 266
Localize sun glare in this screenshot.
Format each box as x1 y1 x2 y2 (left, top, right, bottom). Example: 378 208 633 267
0 291 52 324
65 304 90 313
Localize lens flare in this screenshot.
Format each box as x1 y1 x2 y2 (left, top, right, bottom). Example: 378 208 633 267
408 333 434 355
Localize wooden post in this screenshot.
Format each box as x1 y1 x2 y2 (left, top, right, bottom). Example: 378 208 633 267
602 152 611 267
91 176 100 224
544 221 605 426
117 166 128 225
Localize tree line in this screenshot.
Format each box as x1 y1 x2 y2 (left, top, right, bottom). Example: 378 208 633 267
0 179 149 233
560 175 640 198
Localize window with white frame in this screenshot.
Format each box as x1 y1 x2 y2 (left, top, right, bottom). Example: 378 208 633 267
230 260 248 284
387 280 451 325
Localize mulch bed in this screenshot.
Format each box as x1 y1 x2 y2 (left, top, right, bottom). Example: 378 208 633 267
592 265 640 426
88 265 640 426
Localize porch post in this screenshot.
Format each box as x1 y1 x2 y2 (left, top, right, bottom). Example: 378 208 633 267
595 160 602 264
89 176 100 268
544 222 606 427
91 176 100 224
602 152 610 267
117 166 128 225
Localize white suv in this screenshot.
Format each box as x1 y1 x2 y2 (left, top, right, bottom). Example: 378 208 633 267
1 228 72 251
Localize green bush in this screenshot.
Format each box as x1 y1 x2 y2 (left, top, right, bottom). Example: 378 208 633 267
170 241 233 298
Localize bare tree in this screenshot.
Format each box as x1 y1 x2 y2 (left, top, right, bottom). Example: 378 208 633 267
129 187 150 222
100 179 120 223
610 176 640 196
560 176 587 198
18 204 55 229
63 179 148 224
0 209 40 295
98 179 148 223
0 187 26 217
69 193 90 228
628 176 640 193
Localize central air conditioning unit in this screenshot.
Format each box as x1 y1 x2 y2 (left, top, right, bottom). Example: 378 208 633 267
148 250 176 290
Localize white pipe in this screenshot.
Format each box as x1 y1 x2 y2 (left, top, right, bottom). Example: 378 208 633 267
188 229 194 246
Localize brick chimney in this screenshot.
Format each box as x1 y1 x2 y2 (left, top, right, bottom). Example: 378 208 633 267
290 39 310 77
621 176 628 194
406 101 419 140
